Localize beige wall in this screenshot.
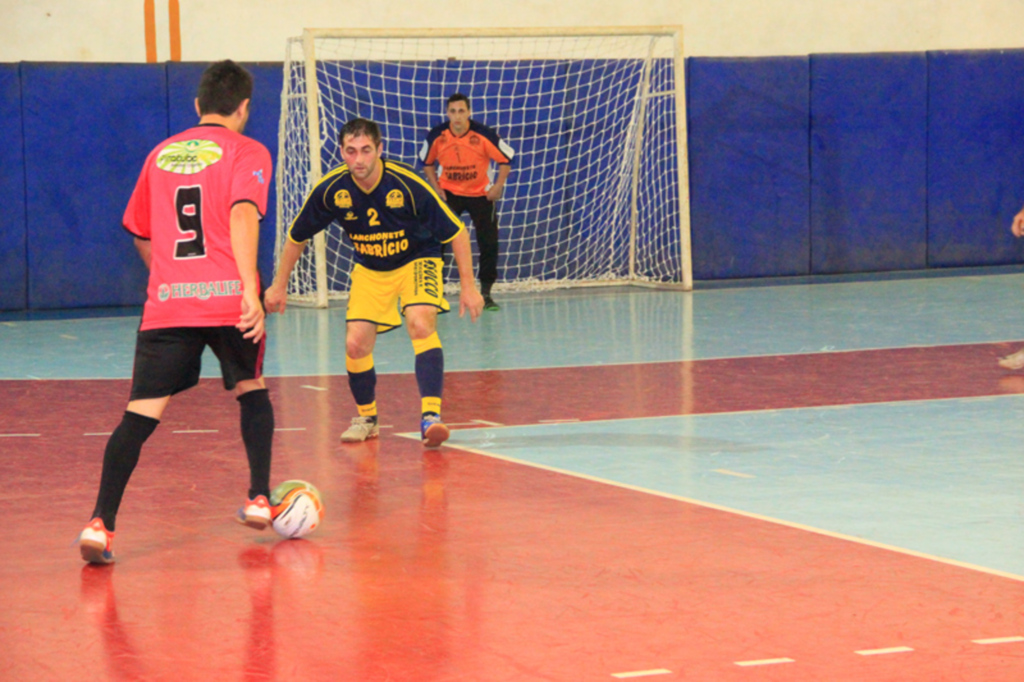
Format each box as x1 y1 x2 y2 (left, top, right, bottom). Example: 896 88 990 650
4 0 1024 62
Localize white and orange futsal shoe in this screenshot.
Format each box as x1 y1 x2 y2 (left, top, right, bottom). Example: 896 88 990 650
236 494 272 530
79 517 115 564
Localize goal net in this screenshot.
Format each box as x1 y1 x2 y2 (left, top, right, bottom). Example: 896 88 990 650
276 28 692 306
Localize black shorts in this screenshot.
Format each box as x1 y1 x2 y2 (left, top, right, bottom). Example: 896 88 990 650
129 326 266 401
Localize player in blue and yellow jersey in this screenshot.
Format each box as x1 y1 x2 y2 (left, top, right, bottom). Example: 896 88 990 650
265 118 484 447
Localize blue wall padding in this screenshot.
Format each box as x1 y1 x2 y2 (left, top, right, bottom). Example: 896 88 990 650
167 62 283 282
22 63 166 309
810 53 928 273
0 64 27 311
927 50 1024 267
687 57 811 279
13 51 1024 312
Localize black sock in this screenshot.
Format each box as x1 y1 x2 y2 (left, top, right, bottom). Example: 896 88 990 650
91 411 160 531
238 388 274 500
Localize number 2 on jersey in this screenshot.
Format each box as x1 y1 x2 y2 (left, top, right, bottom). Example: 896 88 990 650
174 185 206 259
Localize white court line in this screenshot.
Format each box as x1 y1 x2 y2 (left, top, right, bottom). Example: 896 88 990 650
973 636 1024 645
734 658 794 667
610 669 672 679
274 427 307 432
59 334 78 340
300 385 329 391
84 432 112 437
172 429 219 434
441 438 1024 584
446 419 505 427
855 646 913 656
0 433 41 437
714 469 754 479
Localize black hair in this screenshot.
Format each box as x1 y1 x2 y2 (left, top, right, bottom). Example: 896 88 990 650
447 93 471 110
338 118 382 146
196 60 253 116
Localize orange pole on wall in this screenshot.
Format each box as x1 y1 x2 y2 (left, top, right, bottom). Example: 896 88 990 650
169 0 182 61
144 0 157 63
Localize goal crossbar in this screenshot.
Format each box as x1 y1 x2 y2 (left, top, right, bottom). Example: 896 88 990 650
276 26 693 306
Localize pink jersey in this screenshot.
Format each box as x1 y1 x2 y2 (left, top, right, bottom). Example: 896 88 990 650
124 124 271 331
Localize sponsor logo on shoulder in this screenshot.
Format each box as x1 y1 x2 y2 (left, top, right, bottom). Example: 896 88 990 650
156 139 224 175
334 189 353 209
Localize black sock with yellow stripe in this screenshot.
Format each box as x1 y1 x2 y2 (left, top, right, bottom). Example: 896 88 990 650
412 333 443 417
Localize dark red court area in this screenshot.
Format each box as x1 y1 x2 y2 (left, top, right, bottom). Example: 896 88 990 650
4 341 1024 679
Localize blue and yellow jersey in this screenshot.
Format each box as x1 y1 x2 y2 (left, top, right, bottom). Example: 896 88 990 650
287 158 465 271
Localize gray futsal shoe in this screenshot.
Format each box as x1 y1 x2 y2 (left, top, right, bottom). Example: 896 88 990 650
341 416 379 442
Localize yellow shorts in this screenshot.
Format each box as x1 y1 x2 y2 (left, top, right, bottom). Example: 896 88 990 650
347 258 449 333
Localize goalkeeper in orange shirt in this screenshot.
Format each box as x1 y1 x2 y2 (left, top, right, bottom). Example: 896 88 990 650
420 93 514 311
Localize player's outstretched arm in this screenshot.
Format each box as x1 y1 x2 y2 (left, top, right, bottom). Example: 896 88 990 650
1012 207 1024 238
230 202 265 343
264 239 308 314
449 231 484 321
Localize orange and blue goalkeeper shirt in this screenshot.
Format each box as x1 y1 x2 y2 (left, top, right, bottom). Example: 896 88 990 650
418 120 514 197
123 124 272 331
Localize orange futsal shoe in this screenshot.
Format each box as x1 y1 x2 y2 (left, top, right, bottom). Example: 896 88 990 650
79 517 115 565
236 494 272 530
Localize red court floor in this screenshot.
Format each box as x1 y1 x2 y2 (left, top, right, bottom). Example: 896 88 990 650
4 341 1024 679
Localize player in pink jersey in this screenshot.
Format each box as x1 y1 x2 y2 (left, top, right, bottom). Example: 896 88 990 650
79 61 277 564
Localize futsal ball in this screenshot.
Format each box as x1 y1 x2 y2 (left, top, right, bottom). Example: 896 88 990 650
269 480 324 538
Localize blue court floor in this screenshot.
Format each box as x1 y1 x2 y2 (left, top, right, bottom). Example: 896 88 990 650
5 271 1024 379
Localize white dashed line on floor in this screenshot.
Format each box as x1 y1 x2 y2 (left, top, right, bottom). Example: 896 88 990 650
855 646 913 656
610 669 672 679
714 469 755 478
973 636 1024 645
734 657 795 667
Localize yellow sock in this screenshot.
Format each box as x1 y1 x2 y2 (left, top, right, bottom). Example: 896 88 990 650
421 397 442 415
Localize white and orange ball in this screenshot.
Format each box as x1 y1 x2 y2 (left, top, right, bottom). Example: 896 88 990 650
270 480 324 538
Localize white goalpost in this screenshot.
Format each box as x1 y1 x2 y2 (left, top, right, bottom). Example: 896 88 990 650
276 27 692 307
